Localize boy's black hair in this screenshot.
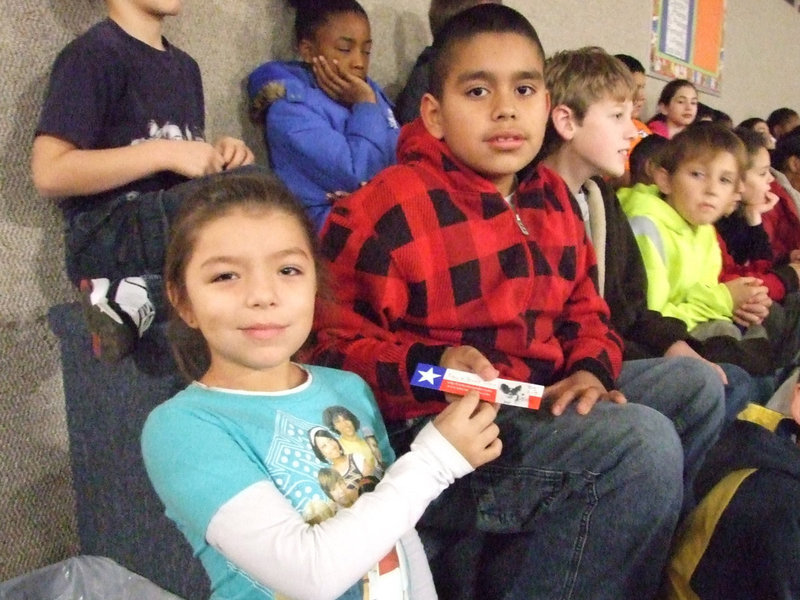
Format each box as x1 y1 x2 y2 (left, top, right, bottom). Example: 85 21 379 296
767 107 799 135
713 109 733 128
629 134 668 186
772 128 800 172
738 117 767 131
428 4 544 98
288 0 368 45
695 102 713 121
429 0 502 39
614 54 645 74
733 127 769 168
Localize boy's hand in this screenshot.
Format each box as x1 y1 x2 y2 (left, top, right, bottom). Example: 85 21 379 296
743 189 780 225
214 137 255 170
664 340 728 384
724 277 767 311
439 345 499 404
168 140 227 178
544 371 626 416
733 298 771 326
312 56 376 106
433 390 502 468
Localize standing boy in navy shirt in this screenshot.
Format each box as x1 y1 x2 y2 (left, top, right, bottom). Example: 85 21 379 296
32 0 255 362
312 6 708 599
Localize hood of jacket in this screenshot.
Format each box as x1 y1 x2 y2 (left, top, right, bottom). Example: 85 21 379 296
617 182 690 235
248 60 390 122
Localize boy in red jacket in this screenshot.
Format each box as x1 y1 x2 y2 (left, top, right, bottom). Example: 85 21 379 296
312 5 694 599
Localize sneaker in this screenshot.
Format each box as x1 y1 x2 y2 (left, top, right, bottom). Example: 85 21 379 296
79 277 154 363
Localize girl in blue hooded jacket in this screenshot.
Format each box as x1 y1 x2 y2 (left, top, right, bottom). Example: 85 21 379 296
248 0 399 232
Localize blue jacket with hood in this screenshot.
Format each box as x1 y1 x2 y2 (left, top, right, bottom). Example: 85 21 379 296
248 60 399 231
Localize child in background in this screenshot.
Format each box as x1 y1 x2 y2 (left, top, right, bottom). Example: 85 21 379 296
629 133 668 186
613 53 652 187
717 128 800 303
738 117 776 150
767 132 800 264
248 0 399 232
313 6 707 598
32 0 255 362
394 0 501 125
717 128 800 372
142 173 501 600
620 123 779 376
647 78 698 138
767 107 800 142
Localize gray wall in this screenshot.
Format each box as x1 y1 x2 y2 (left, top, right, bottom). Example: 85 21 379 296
1 0 798 581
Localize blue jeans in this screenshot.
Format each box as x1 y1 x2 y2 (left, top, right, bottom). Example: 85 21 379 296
617 357 727 511
391 401 683 599
63 166 268 313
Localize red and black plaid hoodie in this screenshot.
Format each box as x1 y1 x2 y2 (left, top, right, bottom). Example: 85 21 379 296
311 120 623 422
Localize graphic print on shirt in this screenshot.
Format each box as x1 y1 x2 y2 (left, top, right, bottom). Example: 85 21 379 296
265 407 409 600
131 119 204 146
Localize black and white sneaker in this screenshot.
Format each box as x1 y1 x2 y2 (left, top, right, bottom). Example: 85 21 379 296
79 277 155 363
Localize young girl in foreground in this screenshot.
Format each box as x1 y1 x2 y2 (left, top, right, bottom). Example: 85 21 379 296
647 78 698 139
141 173 501 600
248 0 399 232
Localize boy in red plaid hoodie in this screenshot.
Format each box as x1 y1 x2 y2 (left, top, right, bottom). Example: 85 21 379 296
311 5 705 599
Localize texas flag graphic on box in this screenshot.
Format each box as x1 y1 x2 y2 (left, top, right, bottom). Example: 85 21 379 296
410 364 542 410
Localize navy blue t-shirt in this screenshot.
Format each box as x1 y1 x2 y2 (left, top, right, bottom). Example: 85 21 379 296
36 19 205 217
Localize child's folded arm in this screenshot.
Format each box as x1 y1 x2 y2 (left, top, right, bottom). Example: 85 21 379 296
267 96 398 196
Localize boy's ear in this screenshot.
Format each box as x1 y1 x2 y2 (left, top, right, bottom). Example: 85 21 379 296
420 93 445 140
549 104 578 141
653 166 672 195
297 39 316 63
166 283 198 329
787 155 800 174
643 159 659 184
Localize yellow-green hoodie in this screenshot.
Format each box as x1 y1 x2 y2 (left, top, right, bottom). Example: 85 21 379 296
617 183 733 331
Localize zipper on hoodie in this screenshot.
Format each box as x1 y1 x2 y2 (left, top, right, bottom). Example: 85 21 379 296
505 192 529 236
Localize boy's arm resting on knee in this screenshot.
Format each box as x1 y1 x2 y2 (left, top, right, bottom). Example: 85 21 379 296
31 134 226 198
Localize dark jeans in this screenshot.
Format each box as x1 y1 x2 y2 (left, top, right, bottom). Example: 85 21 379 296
390 400 684 600
64 166 268 314
389 356 731 600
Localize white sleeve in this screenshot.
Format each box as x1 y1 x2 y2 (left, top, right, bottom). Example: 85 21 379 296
400 529 437 600
206 421 472 600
